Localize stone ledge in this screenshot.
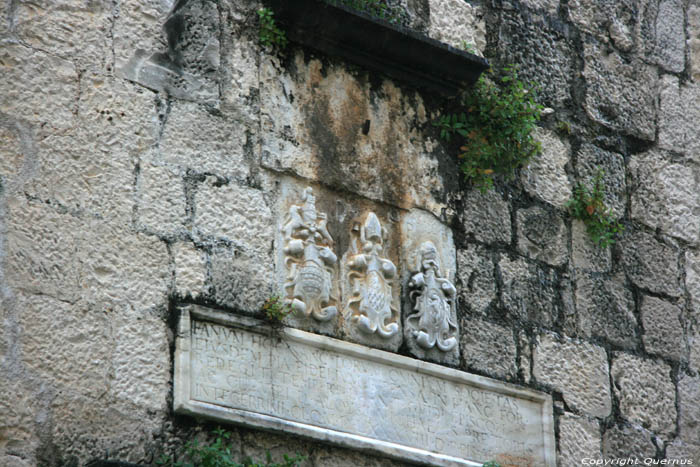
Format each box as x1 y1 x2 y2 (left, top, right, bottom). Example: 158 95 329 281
265 0 488 96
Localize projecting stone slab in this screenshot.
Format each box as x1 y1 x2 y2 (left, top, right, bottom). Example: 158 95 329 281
174 306 556 466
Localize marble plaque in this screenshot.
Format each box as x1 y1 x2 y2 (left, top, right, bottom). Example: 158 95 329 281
174 305 555 466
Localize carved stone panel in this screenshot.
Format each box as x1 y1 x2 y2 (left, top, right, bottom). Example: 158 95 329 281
401 209 460 365
174 305 556 466
341 212 401 351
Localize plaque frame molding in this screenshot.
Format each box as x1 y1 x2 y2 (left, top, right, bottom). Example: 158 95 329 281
174 305 556 466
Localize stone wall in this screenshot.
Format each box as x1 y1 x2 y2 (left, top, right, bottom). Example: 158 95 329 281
0 0 698 465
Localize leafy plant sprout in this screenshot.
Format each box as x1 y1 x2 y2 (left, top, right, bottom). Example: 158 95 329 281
258 8 287 50
262 295 293 323
433 65 543 192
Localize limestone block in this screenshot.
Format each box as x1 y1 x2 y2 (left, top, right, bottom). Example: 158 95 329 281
583 41 657 141
221 33 259 113
520 129 572 210
575 273 637 348
557 414 601 465
428 0 483 52
260 54 448 217
641 296 686 361
13 0 112 72
519 331 532 383
0 122 28 194
77 219 170 312
644 0 686 73
519 0 560 14
113 0 172 69
493 11 575 107
571 220 612 273
659 76 700 161
602 424 656 458
462 189 511 244
516 206 567 267
629 150 700 245
456 243 496 314
311 445 405 467
0 375 41 466
173 242 207 298
678 373 700 445
576 144 626 219
0 44 77 134
400 209 458 364
611 353 676 435
666 439 700 461
210 244 274 313
241 431 313 467
533 334 611 417
691 3 700 82
568 0 638 49
136 162 187 237
4 197 81 303
499 256 561 328
157 100 251 179
620 229 682 297
687 250 700 319
691 330 700 373
460 317 517 380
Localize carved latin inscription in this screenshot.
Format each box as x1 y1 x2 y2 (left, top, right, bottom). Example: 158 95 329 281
281 187 337 321
407 241 458 352
346 213 399 338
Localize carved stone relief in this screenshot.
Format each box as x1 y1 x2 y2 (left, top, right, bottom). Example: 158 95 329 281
280 187 338 322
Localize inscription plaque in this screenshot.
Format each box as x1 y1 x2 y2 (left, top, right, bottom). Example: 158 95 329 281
174 305 555 466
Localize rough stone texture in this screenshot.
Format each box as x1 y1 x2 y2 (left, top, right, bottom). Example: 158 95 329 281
533 333 611 417
611 353 676 435
666 439 700 461
576 144 626 219
677 373 700 445
557 414 601 466
659 76 700 161
603 424 657 458
571 220 612 273
462 189 511 244
644 0 686 73
575 273 637 348
209 244 274 313
173 242 207 299
520 128 572 210
499 256 562 328
520 0 560 14
428 0 484 52
137 162 188 237
687 250 700 319
460 317 517 379
640 295 686 361
456 243 496 314
112 0 171 69
619 229 682 297
629 149 700 244
516 206 567 267
691 2 700 82
568 0 638 43
583 41 658 141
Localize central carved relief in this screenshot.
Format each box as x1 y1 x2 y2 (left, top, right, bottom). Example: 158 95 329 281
345 212 399 338
281 187 338 322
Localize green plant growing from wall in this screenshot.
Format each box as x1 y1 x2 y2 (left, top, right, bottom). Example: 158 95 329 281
262 295 293 323
157 428 306 467
565 169 623 248
258 8 287 50
482 462 502 467
434 66 543 192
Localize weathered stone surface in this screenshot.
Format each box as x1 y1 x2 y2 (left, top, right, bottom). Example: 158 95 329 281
644 0 686 73
666 439 700 461
520 0 560 14
499 256 560 327
173 242 207 299
519 331 532 384
629 150 700 244
516 206 567 267
678 373 700 445
428 0 484 52
659 76 700 161
691 2 700 82
493 10 575 107
583 41 658 141
157 100 252 179
462 189 511 244
456 243 496 314
576 144 626 218
687 250 700 319
460 317 517 380
520 128 572 210
641 295 686 361
260 54 450 217
210 243 274 313
137 162 187 237
0 45 77 134
533 333 611 417
240 431 312 467
568 0 638 49
611 353 676 435
175 308 557 465
311 445 406 467
0 116 31 196
602 424 656 458
571 220 612 273
557 414 601 466
620 229 682 297
575 273 636 348
112 0 170 68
